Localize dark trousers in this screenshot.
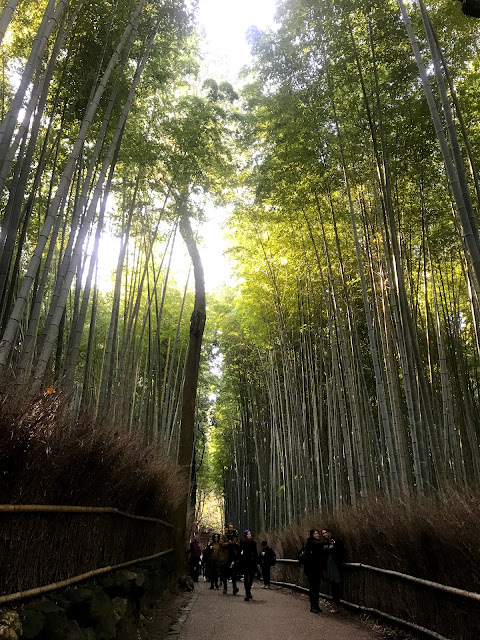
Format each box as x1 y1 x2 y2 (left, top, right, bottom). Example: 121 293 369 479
307 571 321 609
262 564 271 586
204 561 210 580
331 580 341 604
243 567 255 597
189 559 200 582
221 563 237 591
210 566 219 588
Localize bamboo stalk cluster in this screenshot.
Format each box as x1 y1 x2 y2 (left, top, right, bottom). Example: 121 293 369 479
0 0 199 454
214 0 480 531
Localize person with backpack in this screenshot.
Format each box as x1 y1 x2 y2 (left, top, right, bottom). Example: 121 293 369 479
259 540 276 588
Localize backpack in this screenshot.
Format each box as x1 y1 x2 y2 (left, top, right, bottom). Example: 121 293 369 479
297 546 307 565
269 549 277 566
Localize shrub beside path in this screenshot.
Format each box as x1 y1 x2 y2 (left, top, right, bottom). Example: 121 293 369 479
174 580 387 640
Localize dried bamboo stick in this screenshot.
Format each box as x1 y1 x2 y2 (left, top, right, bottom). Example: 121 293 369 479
0 504 173 527
0 548 174 605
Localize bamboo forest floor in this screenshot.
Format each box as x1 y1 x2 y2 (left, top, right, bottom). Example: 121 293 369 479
148 579 410 640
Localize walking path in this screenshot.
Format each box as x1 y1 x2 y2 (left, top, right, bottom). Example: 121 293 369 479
173 580 386 640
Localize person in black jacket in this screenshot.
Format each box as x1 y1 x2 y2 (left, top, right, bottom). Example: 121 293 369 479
321 528 345 613
240 530 258 601
302 529 324 613
203 538 213 585
208 533 221 589
219 523 240 595
259 540 275 588
188 536 201 582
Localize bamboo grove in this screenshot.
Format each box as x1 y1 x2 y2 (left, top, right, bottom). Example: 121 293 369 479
0 0 236 460
4 0 480 538
210 0 480 533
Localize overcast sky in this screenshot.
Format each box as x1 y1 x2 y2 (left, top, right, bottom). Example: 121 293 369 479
193 0 280 292
197 0 278 82
95 2 280 294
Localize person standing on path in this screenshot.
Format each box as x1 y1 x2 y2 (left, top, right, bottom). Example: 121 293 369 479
203 538 213 583
301 529 324 613
208 533 221 589
321 528 345 613
219 523 240 595
259 540 276 588
240 530 259 601
189 536 202 583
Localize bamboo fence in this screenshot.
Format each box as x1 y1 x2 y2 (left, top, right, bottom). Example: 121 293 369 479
273 558 480 640
0 548 174 605
0 504 175 601
275 558 480 603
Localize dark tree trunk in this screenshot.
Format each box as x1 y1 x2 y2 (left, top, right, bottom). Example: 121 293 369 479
459 0 480 18
175 208 206 573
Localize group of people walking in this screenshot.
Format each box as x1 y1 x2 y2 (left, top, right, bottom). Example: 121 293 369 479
189 523 276 601
189 523 344 614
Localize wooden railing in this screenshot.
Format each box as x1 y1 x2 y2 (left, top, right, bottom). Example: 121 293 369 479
0 504 174 527
0 504 174 604
0 548 174 605
272 558 479 640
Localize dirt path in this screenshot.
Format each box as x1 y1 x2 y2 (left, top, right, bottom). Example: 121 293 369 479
174 580 387 640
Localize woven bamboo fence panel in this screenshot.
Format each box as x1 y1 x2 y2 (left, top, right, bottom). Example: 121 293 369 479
0 505 174 597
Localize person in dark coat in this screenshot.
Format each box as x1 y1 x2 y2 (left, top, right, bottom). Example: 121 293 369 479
219 523 240 595
240 530 258 601
207 533 221 589
321 528 345 612
203 538 213 583
189 536 201 582
302 529 324 613
259 540 276 588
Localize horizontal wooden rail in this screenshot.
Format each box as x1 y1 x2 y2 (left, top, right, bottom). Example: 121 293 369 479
276 558 480 602
0 504 173 528
345 562 480 602
0 548 174 605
